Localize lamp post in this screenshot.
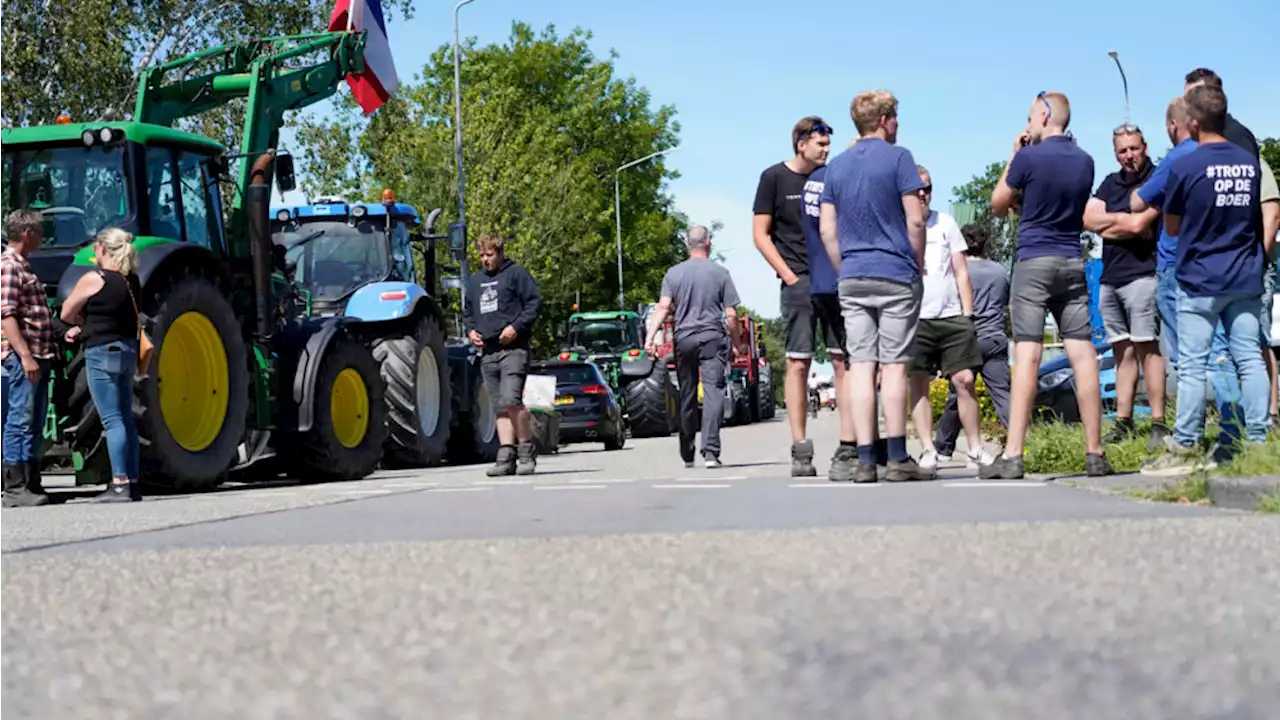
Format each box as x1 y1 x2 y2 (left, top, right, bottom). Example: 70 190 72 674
614 146 680 309
452 0 477 284
1107 50 1131 127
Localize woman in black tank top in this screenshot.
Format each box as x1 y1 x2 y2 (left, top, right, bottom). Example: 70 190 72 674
60 228 143 502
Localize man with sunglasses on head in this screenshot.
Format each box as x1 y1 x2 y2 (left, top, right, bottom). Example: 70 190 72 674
986 91 1114 479
1083 125 1168 450
753 116 833 477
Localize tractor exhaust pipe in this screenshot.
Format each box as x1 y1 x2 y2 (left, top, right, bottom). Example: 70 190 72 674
247 151 276 341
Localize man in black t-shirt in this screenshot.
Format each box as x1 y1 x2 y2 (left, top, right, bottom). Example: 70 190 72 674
753 115 832 476
1084 127 1168 449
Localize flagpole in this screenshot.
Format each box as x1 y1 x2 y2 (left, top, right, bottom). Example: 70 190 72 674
452 0 476 286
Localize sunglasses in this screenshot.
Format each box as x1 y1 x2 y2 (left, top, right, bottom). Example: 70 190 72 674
1037 91 1053 123
1112 123 1142 136
797 123 835 144
919 185 933 194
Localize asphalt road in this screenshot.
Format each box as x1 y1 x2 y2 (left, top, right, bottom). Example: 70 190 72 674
4 411 1278 718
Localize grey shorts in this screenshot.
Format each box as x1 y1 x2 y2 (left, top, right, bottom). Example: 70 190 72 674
481 347 529 410
1010 256 1092 342
1100 275 1159 344
837 277 923 364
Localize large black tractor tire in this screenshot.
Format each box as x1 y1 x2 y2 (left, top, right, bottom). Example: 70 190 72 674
135 276 249 492
625 362 676 438
748 379 762 424
281 338 388 482
372 317 451 468
447 362 499 463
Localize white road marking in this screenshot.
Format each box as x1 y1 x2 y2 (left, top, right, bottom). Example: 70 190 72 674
240 491 297 497
788 483 881 488
942 481 1046 488
535 484 607 491
570 478 633 484
652 484 731 489
429 486 492 493
680 474 748 482
332 489 392 496
474 479 534 486
379 481 439 489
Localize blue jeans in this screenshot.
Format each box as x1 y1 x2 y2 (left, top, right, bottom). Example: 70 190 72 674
85 341 140 480
1174 289 1269 446
1 353 51 464
1158 268 1244 442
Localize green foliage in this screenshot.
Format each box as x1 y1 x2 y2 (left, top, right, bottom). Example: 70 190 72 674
1139 474 1210 504
1258 490 1280 514
952 161 1020 263
1023 421 1161 474
1261 138 1279 182
1 1 414 128
296 23 686 353
926 376 1002 438
1218 434 1280 477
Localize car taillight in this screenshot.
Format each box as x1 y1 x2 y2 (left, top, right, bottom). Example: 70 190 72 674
580 384 608 395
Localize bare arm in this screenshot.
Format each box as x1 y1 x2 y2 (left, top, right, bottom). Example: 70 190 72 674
952 252 975 316
1263 201 1279 261
1163 213 1182 239
724 305 741 348
644 295 672 352
1085 199 1159 241
0 316 32 360
901 193 926 270
1130 188 1151 213
59 271 105 326
819 202 841 274
992 145 1021 219
753 215 798 286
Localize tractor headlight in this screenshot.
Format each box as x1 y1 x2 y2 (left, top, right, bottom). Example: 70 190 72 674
81 129 96 147
98 127 114 144
276 209 291 223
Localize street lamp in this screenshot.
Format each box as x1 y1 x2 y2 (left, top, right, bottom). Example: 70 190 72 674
452 0 477 284
614 146 680 309
1107 50 1132 128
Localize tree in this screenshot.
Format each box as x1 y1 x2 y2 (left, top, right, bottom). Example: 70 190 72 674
1262 138 1280 183
296 23 688 351
1 0 415 128
952 161 1019 263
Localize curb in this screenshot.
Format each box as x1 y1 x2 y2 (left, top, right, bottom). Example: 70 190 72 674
1206 476 1280 512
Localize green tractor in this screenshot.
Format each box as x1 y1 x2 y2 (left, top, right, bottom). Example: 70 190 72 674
2 33 391 490
555 310 676 438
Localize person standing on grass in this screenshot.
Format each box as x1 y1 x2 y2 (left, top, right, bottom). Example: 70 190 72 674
1 210 55 507
464 232 542 477
985 91 1114 480
645 226 743 469
1083 125 1168 450
909 166 996 471
819 89 933 484
753 116 834 477
933 224 1012 458
1259 157 1280 421
1141 84 1267 476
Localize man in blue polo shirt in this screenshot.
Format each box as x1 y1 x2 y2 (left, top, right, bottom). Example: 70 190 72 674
985 91 1113 479
1142 85 1266 475
819 89 931 483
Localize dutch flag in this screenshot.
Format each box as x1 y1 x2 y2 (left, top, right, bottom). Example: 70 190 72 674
328 0 399 114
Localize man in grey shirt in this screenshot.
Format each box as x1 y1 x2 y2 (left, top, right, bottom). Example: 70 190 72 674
645 226 743 467
934 224 1012 458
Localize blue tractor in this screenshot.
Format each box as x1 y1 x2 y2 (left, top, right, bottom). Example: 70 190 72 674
270 196 498 466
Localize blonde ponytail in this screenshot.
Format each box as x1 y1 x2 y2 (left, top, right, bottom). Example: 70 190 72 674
95 227 138 276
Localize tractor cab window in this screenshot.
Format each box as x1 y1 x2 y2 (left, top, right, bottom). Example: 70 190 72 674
144 147 182 240
568 320 638 354
178 153 219 249
1 144 129 247
389 220 413 282
275 219 391 303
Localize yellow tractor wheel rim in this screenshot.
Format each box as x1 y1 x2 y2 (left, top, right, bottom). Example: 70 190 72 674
158 311 230 452
330 368 369 449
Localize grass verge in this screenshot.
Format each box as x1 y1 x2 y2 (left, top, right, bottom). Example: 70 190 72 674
1126 473 1211 504
1023 421 1161 474
1257 490 1280 514
1217 436 1280 477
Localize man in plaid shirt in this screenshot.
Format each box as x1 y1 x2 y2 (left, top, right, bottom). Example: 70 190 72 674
2 209 55 507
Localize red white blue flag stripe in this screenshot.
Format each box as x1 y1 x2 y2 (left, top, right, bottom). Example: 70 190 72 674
328 0 399 114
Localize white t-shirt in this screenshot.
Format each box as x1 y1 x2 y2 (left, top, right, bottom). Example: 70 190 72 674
919 210 968 320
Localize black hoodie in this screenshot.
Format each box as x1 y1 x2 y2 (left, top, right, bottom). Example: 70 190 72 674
463 258 542 350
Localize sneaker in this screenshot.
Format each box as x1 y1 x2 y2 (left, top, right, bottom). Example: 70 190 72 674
516 442 537 476
1141 439 1214 478
1085 452 1115 477
703 452 723 469
918 448 939 470
853 463 878 483
91 482 135 503
828 446 858 482
1103 420 1135 445
979 454 1025 480
967 447 996 468
791 439 817 477
486 445 517 477
1146 421 1171 453
885 457 936 482
935 452 954 464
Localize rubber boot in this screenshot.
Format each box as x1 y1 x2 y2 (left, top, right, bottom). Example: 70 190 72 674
92 480 136 503
516 442 537 476
791 439 817 477
2 463 49 507
25 459 50 499
486 445 517 477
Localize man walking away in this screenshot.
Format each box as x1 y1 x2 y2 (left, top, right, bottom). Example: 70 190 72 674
819 90 932 483
986 91 1114 479
2 210 55 507
1142 85 1267 475
1084 125 1168 449
645 226 742 468
934 224 1012 457
463 232 542 476
909 167 996 471
753 116 833 476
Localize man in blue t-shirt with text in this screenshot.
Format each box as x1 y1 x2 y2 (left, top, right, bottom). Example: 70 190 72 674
986 91 1113 479
818 90 931 484
1142 85 1267 475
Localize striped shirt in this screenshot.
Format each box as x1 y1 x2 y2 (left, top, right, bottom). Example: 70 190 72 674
1 246 54 359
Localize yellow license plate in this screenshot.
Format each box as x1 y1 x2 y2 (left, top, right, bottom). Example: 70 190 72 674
555 396 574 405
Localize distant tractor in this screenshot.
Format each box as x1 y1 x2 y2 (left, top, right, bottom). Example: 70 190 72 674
556 310 676 438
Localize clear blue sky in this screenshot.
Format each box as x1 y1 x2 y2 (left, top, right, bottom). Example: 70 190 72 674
301 0 1280 318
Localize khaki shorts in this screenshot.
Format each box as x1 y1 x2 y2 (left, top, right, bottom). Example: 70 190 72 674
1100 275 1159 344
837 277 923 364
1010 256 1092 342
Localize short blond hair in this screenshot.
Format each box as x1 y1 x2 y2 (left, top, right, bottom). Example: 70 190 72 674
475 232 505 252
851 90 898 136
1166 96 1190 126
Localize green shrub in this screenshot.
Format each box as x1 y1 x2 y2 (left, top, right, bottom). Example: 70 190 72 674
1022 421 1161 474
